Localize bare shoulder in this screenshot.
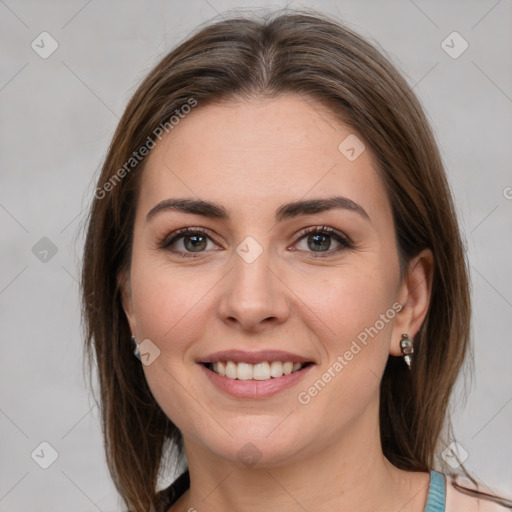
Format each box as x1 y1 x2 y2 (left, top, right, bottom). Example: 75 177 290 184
445 474 512 512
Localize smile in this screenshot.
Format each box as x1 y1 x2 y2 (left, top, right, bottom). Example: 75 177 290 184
204 360 310 381
199 360 315 399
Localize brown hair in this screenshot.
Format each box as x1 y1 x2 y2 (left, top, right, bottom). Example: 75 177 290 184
81 9 508 511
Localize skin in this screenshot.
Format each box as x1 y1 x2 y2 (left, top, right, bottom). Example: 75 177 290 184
120 94 434 511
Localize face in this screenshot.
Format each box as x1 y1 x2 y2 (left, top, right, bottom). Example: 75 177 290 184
121 94 423 467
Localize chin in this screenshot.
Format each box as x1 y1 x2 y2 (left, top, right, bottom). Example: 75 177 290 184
194 420 315 469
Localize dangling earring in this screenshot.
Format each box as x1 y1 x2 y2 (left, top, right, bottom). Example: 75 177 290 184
400 333 414 370
131 335 141 360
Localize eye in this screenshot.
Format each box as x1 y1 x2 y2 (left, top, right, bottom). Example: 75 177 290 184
292 226 353 257
160 227 221 258
160 225 353 259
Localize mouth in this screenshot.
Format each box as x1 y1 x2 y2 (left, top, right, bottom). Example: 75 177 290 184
201 360 314 381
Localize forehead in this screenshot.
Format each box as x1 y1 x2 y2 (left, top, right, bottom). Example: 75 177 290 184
138 94 390 223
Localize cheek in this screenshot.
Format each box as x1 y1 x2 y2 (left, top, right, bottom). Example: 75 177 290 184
124 233 222 434
296 260 398 345
129 254 216 348
130 246 399 361
129 258 216 432
295 269 397 424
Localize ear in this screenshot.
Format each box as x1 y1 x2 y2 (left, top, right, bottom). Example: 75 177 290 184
118 269 137 335
389 248 434 356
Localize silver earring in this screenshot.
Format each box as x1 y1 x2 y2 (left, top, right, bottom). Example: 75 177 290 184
400 333 414 370
131 335 141 360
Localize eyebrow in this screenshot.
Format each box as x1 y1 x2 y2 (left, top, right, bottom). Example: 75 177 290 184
146 196 370 223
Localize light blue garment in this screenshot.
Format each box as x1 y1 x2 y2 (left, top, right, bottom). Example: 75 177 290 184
424 470 446 512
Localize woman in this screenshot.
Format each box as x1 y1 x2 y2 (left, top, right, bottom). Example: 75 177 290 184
81 9 511 512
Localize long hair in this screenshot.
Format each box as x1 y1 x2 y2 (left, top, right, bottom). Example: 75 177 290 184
81 9 505 511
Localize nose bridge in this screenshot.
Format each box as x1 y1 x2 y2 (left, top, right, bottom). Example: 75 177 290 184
217 237 289 330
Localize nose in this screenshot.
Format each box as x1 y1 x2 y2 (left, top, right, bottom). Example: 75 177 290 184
216 245 290 333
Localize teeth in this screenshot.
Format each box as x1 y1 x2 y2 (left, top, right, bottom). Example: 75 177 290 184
216 361 226 377
253 362 270 381
237 362 253 380
225 361 237 379
270 361 283 377
210 361 305 380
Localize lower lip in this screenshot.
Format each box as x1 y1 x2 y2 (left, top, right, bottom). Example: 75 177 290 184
199 363 315 399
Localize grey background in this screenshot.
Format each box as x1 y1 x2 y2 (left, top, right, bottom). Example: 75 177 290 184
1 0 511 510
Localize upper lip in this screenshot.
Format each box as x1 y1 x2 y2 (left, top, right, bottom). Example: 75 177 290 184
197 350 314 364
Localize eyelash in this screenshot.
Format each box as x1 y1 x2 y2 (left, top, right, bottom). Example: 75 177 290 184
159 226 353 259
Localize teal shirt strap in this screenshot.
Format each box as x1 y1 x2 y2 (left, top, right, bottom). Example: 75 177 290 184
424 470 446 512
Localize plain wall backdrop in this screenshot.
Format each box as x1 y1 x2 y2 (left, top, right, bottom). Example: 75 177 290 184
1 0 511 510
